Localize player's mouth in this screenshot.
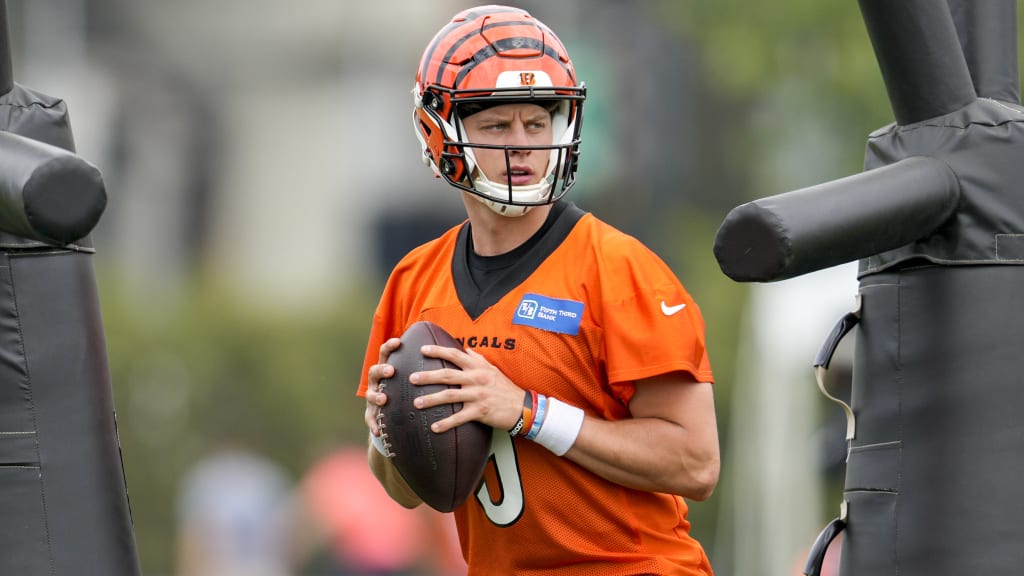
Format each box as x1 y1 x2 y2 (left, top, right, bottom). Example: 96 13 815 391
506 166 534 186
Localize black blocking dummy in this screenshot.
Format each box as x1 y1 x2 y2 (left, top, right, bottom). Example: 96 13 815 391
715 1 1024 574
0 2 141 574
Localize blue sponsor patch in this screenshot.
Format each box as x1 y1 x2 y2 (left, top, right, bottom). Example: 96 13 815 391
513 293 585 335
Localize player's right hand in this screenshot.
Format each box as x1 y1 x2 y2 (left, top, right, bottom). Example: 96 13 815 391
365 337 402 436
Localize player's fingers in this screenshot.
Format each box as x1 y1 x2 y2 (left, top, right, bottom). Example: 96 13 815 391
364 362 393 434
418 395 478 433
413 386 515 431
365 384 389 407
413 387 461 410
419 343 471 367
428 414 463 434
377 337 402 363
463 347 488 362
409 367 464 386
364 405 378 434
367 362 395 388
364 395 382 432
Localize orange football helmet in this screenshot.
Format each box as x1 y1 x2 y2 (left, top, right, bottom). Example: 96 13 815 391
412 5 586 216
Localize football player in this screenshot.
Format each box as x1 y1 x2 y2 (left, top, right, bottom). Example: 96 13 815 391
359 5 720 574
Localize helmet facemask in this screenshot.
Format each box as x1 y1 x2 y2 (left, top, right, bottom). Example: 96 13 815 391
451 94 583 217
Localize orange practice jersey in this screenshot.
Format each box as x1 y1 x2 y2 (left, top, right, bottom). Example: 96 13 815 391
358 203 714 575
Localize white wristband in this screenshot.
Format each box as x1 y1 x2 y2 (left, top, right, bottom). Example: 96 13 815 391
533 397 585 456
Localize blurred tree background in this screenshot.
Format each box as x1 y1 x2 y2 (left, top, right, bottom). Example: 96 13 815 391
6 0 1024 574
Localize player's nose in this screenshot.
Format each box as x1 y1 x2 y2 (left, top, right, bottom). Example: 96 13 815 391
507 122 532 152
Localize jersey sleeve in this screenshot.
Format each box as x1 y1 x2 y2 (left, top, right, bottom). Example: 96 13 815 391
357 310 389 398
357 265 412 397
356 225 463 398
597 235 713 402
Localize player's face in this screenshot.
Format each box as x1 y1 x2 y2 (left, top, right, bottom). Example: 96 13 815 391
462 103 553 187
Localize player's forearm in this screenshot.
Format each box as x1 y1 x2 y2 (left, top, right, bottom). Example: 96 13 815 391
367 438 424 508
566 416 720 500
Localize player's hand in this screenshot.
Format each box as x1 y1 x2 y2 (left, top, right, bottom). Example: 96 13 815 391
410 346 523 433
365 337 402 436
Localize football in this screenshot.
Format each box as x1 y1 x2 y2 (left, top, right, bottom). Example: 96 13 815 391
376 321 493 512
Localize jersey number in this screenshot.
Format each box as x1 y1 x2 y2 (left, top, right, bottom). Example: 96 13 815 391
475 432 524 526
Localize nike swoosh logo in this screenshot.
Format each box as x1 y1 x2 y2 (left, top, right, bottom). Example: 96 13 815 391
661 301 687 316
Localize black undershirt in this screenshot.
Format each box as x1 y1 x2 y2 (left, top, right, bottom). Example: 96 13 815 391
466 201 567 289
454 200 584 319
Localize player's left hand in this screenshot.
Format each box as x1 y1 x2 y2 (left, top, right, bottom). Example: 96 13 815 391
364 337 402 436
409 345 523 433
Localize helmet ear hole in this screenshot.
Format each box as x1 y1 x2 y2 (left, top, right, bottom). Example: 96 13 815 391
417 119 433 138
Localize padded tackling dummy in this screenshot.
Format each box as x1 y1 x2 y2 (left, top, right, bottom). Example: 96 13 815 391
845 266 1024 575
841 6 1024 569
715 1 1024 575
0 6 141 574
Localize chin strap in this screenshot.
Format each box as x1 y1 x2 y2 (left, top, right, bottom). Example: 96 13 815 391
472 192 533 217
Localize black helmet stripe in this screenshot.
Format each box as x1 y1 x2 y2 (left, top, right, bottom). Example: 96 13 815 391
420 21 464 86
419 7 519 85
451 37 573 89
429 21 531 87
